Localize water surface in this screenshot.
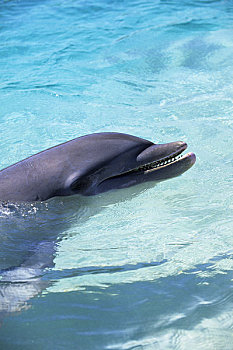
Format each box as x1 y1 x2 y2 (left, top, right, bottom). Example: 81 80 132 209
0 0 233 349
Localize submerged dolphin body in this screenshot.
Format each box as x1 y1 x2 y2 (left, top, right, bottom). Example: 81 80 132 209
0 132 195 316
0 132 196 202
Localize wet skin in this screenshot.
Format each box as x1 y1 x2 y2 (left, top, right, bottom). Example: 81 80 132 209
0 132 196 202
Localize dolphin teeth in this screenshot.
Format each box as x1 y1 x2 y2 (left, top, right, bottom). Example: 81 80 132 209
134 151 185 173
135 151 185 173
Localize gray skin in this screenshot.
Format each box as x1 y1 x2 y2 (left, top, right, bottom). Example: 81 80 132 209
0 132 196 203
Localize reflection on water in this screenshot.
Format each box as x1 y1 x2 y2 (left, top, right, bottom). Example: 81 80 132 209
2 254 233 350
1 0 233 348
0 197 88 316
0 184 153 317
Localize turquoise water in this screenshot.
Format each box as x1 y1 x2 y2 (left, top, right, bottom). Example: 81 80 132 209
0 0 233 348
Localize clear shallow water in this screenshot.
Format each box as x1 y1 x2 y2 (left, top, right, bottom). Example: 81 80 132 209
0 0 233 348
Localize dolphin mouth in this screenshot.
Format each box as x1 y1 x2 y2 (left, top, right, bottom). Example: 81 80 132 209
94 141 196 195
143 152 195 172
113 144 194 178
132 146 189 173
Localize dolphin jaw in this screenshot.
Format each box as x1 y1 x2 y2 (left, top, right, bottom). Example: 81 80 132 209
110 143 191 177
69 140 196 196
143 152 195 173
95 143 195 194
133 144 188 173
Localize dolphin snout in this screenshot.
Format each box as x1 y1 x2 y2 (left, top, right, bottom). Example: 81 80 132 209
136 141 187 164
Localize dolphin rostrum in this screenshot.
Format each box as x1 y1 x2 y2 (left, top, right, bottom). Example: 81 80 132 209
0 132 196 202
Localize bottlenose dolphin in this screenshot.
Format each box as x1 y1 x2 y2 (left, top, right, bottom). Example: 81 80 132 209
0 132 195 317
0 132 196 202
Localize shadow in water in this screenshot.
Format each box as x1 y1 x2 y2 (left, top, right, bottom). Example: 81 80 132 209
44 258 168 281
0 182 156 318
0 182 232 348
1 253 233 349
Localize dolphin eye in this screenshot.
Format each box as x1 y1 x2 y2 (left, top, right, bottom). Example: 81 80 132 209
70 180 82 192
70 179 88 193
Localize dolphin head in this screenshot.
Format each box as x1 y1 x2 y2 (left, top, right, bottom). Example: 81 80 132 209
64 132 196 197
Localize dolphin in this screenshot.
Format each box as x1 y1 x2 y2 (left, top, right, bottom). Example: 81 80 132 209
0 132 196 202
0 132 196 316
